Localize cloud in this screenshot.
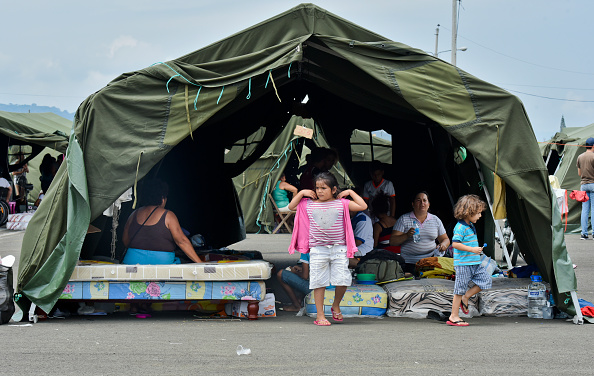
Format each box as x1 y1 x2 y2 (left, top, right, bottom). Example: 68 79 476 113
107 36 139 58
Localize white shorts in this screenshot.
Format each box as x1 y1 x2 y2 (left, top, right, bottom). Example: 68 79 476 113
308 245 351 289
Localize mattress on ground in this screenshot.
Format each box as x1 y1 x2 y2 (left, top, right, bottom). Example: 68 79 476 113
59 280 266 301
478 278 548 317
384 279 478 319
304 284 387 318
69 260 272 281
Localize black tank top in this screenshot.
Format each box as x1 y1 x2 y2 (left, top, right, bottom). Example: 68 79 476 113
128 209 176 252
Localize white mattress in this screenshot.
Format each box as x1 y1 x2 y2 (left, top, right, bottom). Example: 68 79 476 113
70 260 272 281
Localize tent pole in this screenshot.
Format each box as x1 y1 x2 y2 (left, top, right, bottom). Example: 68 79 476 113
544 149 552 167
570 290 584 324
473 156 513 268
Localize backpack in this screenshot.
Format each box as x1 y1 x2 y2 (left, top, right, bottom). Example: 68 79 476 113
356 259 405 282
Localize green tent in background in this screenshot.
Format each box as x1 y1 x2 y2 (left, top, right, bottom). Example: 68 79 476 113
228 116 392 233
228 115 360 233
542 123 594 233
16 3 578 316
0 111 70 202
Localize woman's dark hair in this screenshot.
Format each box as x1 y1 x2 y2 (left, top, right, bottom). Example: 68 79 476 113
371 192 390 216
313 171 340 198
412 190 430 203
141 179 169 206
40 153 56 176
309 147 329 164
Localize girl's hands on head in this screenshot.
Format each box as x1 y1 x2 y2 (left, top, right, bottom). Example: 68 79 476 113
337 189 351 199
301 189 317 199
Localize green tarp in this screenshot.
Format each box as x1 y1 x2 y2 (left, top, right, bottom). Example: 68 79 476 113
17 3 577 314
542 124 594 232
0 111 70 200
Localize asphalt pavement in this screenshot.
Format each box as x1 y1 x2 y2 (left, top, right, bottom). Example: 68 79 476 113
1 228 593 375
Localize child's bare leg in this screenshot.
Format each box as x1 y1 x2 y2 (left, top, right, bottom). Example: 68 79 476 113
461 285 482 307
313 287 328 322
332 286 347 316
449 294 463 322
276 270 303 311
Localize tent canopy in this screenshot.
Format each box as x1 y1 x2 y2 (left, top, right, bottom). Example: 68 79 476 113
543 123 594 231
18 3 576 314
0 111 70 176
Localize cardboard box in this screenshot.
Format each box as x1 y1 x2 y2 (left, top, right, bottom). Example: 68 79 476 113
227 293 276 318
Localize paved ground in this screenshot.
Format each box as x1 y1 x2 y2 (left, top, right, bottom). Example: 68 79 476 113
1 228 592 375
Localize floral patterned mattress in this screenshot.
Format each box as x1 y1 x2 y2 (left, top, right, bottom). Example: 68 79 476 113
59 280 266 301
304 284 387 317
69 260 272 282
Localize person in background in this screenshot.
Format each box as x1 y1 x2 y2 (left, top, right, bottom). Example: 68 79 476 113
272 172 298 212
11 152 29 203
371 192 399 253
122 179 203 265
577 137 594 240
276 252 311 312
447 194 491 327
39 153 57 194
349 207 374 268
389 191 450 275
363 160 395 220
299 147 336 190
0 168 12 203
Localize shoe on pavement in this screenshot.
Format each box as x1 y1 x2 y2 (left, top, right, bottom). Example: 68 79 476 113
580 234 589 240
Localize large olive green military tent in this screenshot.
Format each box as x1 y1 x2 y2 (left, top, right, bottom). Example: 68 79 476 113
0 111 70 201
17 3 578 317
542 123 594 233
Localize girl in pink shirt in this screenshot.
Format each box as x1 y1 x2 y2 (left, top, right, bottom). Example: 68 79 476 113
288 172 367 326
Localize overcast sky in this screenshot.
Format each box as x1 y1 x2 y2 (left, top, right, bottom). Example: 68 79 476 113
2 1 593 141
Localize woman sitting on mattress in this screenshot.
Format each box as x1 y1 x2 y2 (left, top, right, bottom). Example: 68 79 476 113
122 179 203 264
389 191 450 275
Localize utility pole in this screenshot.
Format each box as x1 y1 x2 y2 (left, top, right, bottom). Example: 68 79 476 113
451 0 458 65
434 24 440 57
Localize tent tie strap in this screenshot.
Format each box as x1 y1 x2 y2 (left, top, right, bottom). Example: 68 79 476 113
132 151 144 209
166 74 181 93
217 86 225 105
194 86 202 110
185 85 194 140
265 70 282 103
246 78 252 99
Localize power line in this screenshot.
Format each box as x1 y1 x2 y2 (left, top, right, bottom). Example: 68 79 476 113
440 26 594 76
494 83 594 91
504 89 594 103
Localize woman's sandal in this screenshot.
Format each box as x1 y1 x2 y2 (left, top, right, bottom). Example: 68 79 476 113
331 307 343 322
314 319 331 326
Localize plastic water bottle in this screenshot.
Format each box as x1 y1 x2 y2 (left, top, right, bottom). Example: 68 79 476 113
527 275 546 318
412 221 420 243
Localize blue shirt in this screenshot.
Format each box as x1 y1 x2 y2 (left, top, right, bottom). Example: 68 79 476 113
452 220 481 266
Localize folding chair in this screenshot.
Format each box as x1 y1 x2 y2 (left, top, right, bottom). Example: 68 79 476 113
268 193 296 234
